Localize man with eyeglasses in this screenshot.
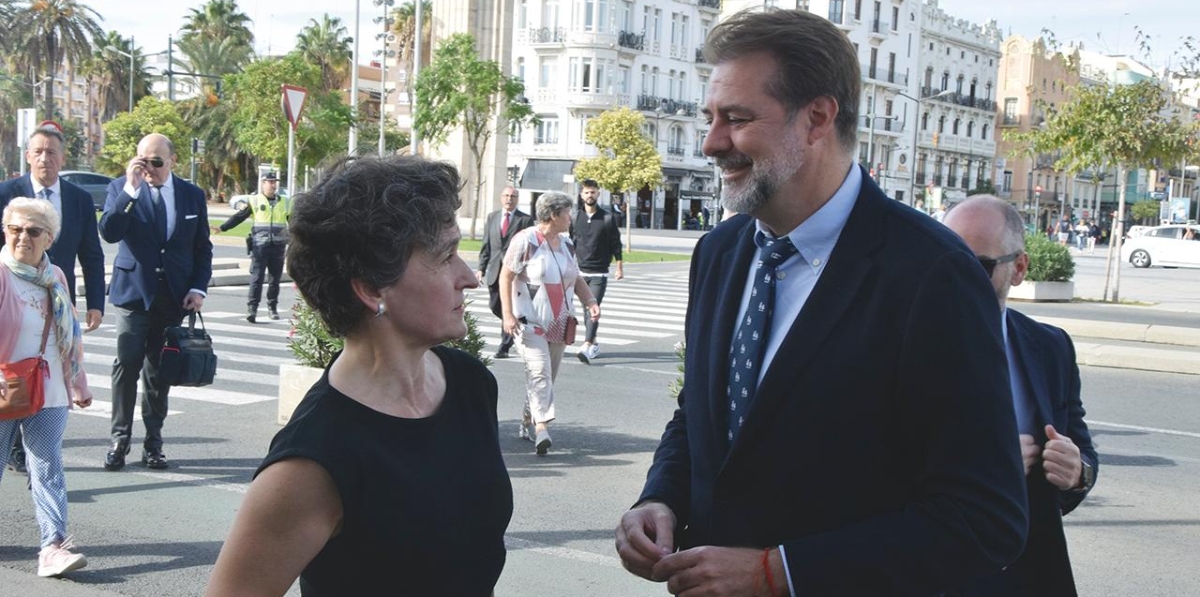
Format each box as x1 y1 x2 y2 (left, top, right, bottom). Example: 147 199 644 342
0 123 106 474
98 133 213 472
944 195 1097 596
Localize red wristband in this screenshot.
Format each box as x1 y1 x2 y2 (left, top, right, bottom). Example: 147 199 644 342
762 547 778 596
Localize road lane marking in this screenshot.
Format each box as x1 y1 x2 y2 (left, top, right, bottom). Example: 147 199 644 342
1089 420 1200 439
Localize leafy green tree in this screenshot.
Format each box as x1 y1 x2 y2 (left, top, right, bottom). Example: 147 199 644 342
967 179 996 196
1006 78 1195 302
7 0 103 119
180 0 254 53
226 54 351 177
295 15 352 93
574 107 663 252
415 33 535 239
97 97 192 176
1130 200 1162 224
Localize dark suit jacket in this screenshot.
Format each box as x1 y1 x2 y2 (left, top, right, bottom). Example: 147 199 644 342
640 171 1029 595
0 175 106 312
98 174 213 311
478 208 534 286
961 310 1096 596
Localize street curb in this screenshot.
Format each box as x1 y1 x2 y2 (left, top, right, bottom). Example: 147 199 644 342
1035 316 1200 348
1074 341 1200 376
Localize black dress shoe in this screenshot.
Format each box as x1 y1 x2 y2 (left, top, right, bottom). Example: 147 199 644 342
142 449 169 470
7 446 26 474
493 350 510 359
103 443 130 471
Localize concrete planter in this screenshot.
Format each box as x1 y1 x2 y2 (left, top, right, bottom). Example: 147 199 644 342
277 363 324 425
1009 280 1074 302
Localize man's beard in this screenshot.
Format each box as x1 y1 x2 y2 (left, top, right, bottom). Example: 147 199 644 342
716 135 802 215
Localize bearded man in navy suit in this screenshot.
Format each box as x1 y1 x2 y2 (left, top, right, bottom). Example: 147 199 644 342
615 9 1028 596
945 196 1097 597
0 124 106 473
98 133 213 472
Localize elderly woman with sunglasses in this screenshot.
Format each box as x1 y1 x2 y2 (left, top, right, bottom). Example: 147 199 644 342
499 191 601 455
1 197 93 578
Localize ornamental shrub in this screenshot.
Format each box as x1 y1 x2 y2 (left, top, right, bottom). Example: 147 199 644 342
1024 232 1075 282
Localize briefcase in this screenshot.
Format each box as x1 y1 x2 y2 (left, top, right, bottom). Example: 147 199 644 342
160 311 217 387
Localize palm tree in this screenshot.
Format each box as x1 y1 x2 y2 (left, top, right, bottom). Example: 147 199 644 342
85 31 152 118
8 0 103 119
295 15 352 93
180 0 254 50
391 0 433 109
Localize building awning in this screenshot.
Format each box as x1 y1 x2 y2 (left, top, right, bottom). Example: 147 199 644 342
520 159 576 192
663 167 690 179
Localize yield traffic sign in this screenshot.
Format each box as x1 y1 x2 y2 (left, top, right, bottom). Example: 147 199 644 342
281 84 308 129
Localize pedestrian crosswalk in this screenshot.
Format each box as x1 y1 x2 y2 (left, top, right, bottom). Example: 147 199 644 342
69 269 690 419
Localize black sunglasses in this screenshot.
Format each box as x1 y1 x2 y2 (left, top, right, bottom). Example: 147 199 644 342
977 251 1023 277
144 156 165 168
5 224 46 238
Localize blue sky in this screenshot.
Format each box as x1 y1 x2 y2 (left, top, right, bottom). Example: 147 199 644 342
89 0 1196 69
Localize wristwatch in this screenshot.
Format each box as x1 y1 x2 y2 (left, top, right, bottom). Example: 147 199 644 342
1070 461 1095 493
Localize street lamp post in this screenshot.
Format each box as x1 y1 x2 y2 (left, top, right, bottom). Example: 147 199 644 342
3 74 51 177
895 89 953 206
374 0 396 156
104 37 136 113
349 1 360 154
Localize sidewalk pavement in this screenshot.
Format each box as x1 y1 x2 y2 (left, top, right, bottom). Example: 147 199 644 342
204 209 1199 376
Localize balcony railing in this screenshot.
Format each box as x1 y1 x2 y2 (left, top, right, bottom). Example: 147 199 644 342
529 27 566 44
863 64 908 86
693 149 707 158
1001 115 1021 126
948 176 958 188
638 94 699 117
915 172 926 185
695 47 705 63
618 30 644 51
933 174 943 186
667 146 686 156
871 19 887 34
698 0 721 9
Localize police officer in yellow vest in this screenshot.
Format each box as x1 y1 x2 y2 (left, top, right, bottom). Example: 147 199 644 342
212 171 290 323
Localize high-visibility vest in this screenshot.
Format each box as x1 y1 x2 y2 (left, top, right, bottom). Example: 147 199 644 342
248 193 290 245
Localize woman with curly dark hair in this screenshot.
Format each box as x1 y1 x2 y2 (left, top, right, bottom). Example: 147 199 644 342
206 156 512 596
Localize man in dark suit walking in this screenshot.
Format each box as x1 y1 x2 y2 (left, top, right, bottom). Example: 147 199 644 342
615 9 1028 595
0 123 106 472
945 196 1097 596
98 133 213 471
477 185 533 358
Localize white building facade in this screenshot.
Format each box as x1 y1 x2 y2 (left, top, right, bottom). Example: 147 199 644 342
907 0 1001 208
509 0 720 229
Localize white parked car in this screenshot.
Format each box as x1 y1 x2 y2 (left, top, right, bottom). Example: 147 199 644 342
1120 224 1200 269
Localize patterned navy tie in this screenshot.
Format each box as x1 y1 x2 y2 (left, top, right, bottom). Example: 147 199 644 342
151 185 167 241
727 234 798 443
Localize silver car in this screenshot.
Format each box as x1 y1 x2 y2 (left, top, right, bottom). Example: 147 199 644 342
59 170 114 210
1121 224 1200 269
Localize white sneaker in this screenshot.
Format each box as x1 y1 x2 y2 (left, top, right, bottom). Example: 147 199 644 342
38 537 87 577
588 344 601 359
535 429 552 456
576 343 593 365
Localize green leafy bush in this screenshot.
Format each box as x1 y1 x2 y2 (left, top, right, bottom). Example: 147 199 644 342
1024 233 1075 282
287 298 490 368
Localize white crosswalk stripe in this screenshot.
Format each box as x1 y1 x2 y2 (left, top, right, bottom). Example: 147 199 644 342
69 270 690 417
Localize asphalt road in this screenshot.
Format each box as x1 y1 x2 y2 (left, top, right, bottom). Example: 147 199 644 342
1 245 1197 595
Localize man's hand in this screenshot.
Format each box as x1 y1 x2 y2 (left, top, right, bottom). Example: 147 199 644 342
84 309 102 332
183 291 205 312
125 156 149 191
616 501 676 580
1019 433 1042 476
653 546 784 597
210 225 223 235
614 262 625 281
476 270 485 285
1042 424 1083 491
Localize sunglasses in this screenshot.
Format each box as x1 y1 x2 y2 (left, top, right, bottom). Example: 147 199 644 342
5 224 47 238
977 251 1023 277
144 156 165 168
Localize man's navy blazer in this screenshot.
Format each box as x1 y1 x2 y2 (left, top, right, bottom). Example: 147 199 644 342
98 174 213 311
0 174 106 312
962 309 1097 596
479 208 535 287
640 171 1029 595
